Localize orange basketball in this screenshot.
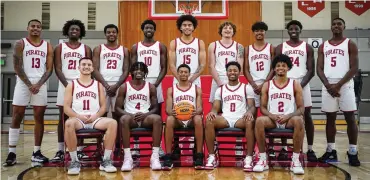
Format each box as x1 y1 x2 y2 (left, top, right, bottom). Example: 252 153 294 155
174 101 195 121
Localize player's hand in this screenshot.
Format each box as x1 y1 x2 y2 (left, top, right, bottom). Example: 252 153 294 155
326 84 340 97
171 109 177 117
77 114 89 123
216 80 224 87
268 114 279 122
243 112 254 122
206 112 217 122
254 84 263 95
107 84 118 97
134 112 146 122
86 113 99 124
277 115 290 124
29 84 41 94
191 109 201 117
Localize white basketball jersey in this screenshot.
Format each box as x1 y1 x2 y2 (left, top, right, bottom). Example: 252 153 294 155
268 79 296 115
137 41 161 78
173 83 197 108
221 83 248 119
124 81 151 113
72 79 100 116
282 41 307 79
99 44 125 82
248 43 272 81
214 41 238 76
323 38 350 79
61 42 86 80
175 38 199 74
22 38 48 78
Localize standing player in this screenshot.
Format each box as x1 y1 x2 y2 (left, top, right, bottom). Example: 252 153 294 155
162 64 204 170
3 19 53 166
275 20 317 161
169 15 206 87
115 62 163 171
92 24 129 119
244 21 274 116
209 22 244 103
64 57 117 175
205 61 255 171
52 19 92 162
253 54 305 175
317 18 360 166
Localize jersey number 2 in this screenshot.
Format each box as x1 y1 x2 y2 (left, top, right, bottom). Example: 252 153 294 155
107 60 117 69
278 101 284 112
83 100 90 110
32 58 40 68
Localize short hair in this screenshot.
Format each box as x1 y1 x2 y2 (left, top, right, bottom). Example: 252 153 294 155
141 19 156 31
286 20 303 30
251 21 268 31
177 64 191 73
218 21 237 37
176 15 198 31
130 62 149 78
79 57 93 64
332 17 346 25
62 19 86 39
225 61 241 71
272 54 292 69
28 19 41 26
104 24 119 34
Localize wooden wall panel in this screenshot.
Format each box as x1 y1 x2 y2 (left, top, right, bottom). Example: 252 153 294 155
119 1 261 75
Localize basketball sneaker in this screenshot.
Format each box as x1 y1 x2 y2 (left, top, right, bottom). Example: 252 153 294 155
306 150 318 162
31 150 49 163
268 149 276 159
194 153 204 169
253 158 269 172
68 161 81 175
277 148 289 161
150 153 162 170
121 156 134 171
205 155 216 170
290 157 304 175
347 151 360 166
77 151 89 159
318 150 337 163
3 152 17 166
99 159 117 173
52 150 65 162
162 154 173 170
243 156 253 172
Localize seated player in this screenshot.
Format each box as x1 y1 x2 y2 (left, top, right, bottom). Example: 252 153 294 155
205 61 256 171
64 57 117 175
163 64 204 170
115 62 163 171
253 54 305 175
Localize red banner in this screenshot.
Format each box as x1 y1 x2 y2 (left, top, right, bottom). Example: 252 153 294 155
345 0 370 16
298 0 325 17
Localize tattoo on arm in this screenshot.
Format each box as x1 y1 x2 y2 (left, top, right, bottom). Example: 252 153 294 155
13 40 32 87
238 44 244 59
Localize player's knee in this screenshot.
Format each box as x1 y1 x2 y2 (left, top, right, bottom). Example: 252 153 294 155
109 119 118 127
193 116 203 127
165 116 176 127
120 115 131 125
152 115 163 126
205 118 214 128
65 118 76 129
292 116 304 127
246 120 254 130
255 116 267 128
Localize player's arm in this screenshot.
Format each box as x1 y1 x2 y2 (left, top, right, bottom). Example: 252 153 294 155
115 47 130 87
92 45 110 89
266 44 276 81
337 40 359 87
300 44 315 88
316 44 330 87
289 80 305 117
237 43 244 73
189 40 206 82
260 82 273 117
165 87 174 116
154 43 168 87
243 46 257 88
54 44 68 87
95 83 107 118
114 83 133 117
36 42 54 86
13 40 32 87
169 40 179 80
210 87 222 113
130 44 138 66
63 83 83 119
194 86 203 115
246 85 256 115
147 84 159 115
209 42 223 86
85 45 92 58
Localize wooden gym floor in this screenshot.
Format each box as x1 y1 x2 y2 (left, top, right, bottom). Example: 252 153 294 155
2 125 370 180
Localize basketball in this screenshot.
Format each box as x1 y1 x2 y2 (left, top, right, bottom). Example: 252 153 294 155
174 101 195 121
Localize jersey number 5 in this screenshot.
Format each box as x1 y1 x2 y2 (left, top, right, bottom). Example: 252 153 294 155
278 101 284 112
107 60 117 69
183 55 191 64
32 58 40 68
331 57 336 67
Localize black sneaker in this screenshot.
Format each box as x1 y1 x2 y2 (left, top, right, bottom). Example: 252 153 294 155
31 150 49 163
51 150 64 162
3 152 17 166
306 150 318 162
318 150 338 163
172 146 181 160
277 148 289 161
194 153 204 169
268 149 276 159
77 151 89 159
163 154 173 170
347 151 360 166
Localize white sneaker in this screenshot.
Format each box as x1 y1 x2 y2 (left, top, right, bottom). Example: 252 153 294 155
67 161 81 175
290 157 304 175
121 157 133 172
253 159 269 172
205 155 216 170
150 154 162 170
99 159 117 173
243 156 253 172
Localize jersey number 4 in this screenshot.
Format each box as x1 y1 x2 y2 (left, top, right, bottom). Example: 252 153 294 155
83 100 90 110
107 60 117 69
32 58 40 68
135 102 140 110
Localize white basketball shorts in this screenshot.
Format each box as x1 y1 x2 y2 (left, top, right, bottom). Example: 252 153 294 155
12 77 47 106
321 79 357 112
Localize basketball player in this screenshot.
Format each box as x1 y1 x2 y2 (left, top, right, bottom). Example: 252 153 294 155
253 54 305 175
317 18 360 166
64 57 117 175
115 62 163 171
169 15 206 87
3 19 53 166
205 61 255 171
162 64 204 170
275 20 317 162
52 19 92 162
209 22 244 102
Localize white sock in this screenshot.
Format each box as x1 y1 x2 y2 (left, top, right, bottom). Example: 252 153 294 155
77 146 84 151
124 148 131 159
58 143 65 151
70 151 79 162
259 153 266 160
103 149 112 160
209 154 215 158
152 147 159 155
292 152 300 160
34 146 41 153
9 128 20 153
9 147 16 154
327 143 335 152
349 144 357 155
308 145 313 151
